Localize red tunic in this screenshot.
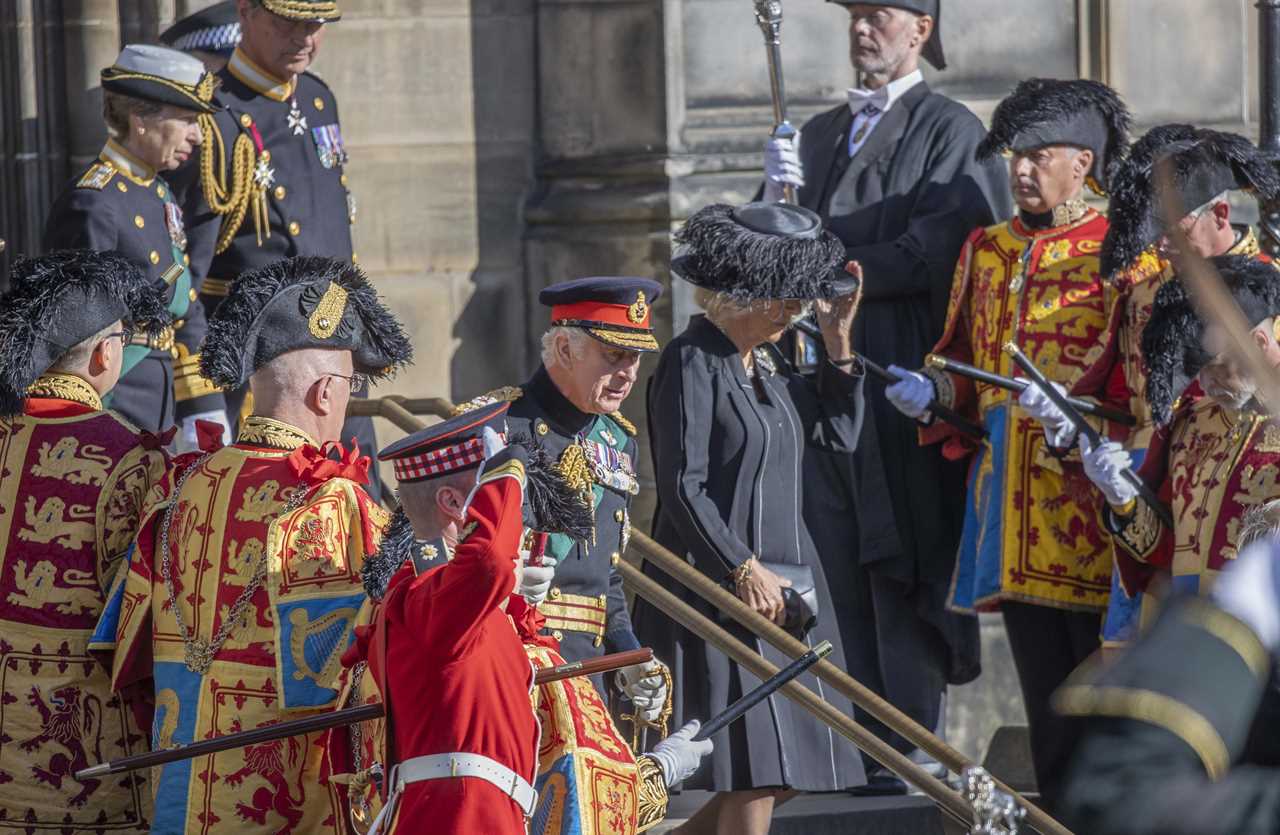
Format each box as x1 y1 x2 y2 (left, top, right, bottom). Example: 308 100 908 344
369 458 538 834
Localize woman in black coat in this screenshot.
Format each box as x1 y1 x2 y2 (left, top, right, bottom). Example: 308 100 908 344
633 202 867 833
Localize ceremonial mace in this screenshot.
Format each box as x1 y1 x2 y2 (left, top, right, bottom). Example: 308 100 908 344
1003 342 1174 529
75 648 654 780
755 0 798 204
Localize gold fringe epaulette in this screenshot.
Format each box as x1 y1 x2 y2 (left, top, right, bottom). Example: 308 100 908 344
608 411 637 436
450 386 523 417
198 111 270 254
173 345 222 402
77 162 116 190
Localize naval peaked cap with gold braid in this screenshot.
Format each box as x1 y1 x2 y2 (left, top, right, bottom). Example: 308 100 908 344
199 255 412 389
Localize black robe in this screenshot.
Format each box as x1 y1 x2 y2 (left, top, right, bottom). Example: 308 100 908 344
632 315 866 791
796 81 1013 585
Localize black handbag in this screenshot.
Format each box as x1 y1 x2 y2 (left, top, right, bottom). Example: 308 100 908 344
721 562 819 637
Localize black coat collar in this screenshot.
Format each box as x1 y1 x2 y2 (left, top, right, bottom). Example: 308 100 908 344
525 364 594 436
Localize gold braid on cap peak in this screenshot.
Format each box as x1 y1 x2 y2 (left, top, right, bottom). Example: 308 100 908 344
198 113 269 254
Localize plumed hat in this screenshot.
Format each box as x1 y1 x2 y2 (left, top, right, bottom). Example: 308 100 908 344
101 44 219 114
160 1 241 56
825 0 945 70
1101 124 1280 275
200 255 412 389
1142 255 1280 425
977 78 1131 193
671 202 855 301
360 507 418 601
0 250 170 417
540 277 663 353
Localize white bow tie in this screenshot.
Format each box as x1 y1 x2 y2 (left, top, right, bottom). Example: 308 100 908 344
847 87 889 116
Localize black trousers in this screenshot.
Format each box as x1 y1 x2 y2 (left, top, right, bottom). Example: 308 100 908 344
1001 601 1101 814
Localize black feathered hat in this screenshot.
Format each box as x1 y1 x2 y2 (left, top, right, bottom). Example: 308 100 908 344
200 255 412 390
825 0 945 70
1101 125 1280 275
671 202 855 301
160 1 241 56
1142 254 1280 425
977 78 1131 194
361 508 418 600
0 250 170 417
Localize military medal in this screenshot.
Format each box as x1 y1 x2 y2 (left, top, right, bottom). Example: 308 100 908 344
164 201 187 250
253 156 276 189
311 123 349 169
288 98 309 136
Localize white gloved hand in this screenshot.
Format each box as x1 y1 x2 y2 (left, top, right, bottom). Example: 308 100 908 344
1079 435 1138 507
885 364 935 419
178 409 231 453
481 426 507 459
763 133 804 202
517 555 557 605
1018 382 1077 448
616 659 668 723
649 720 714 788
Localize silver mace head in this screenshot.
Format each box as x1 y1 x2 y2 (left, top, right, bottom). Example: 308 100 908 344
753 0 783 42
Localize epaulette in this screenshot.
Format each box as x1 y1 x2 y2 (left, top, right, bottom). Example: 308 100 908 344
608 411 637 436
77 162 116 191
451 385 523 417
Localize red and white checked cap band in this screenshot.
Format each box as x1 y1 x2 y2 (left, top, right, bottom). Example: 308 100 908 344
392 437 490 482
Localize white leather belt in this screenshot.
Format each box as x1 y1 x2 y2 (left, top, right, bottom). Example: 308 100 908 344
369 751 537 832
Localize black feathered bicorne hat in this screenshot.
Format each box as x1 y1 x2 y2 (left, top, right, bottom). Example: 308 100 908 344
199 255 412 390
1142 254 1280 425
825 0 945 70
1101 125 1280 276
671 202 856 301
977 78 1131 194
361 508 418 601
0 249 170 417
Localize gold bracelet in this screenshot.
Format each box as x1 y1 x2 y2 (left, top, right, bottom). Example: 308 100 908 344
733 558 755 588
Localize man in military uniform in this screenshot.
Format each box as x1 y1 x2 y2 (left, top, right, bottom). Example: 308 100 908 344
1055 533 1280 835
0 250 170 832
173 0 386 496
354 405 709 834
102 255 411 833
453 277 668 720
44 45 227 438
1079 256 1280 613
1024 125 1280 645
884 78 1132 812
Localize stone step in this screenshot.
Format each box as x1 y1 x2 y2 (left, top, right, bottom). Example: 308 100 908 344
650 790 963 835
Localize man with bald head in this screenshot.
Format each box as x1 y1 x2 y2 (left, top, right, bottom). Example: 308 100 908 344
104 255 412 833
763 0 1010 792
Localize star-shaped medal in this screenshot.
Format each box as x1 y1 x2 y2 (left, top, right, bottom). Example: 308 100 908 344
253 157 276 188
288 101 308 136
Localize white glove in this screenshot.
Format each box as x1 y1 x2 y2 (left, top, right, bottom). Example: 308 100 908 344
616 659 668 723
481 426 507 459
517 555 557 605
1018 382 1076 448
1212 537 1280 653
1079 435 1138 507
178 409 231 452
649 720 714 788
763 134 804 202
885 364 935 419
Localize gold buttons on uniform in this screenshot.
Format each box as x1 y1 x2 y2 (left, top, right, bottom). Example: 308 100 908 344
157 185 166 199
183 253 190 266
340 174 349 187
351 253 359 264
149 251 160 264
553 630 564 641
611 553 620 566
189 289 198 301
614 510 624 523
116 181 128 193
288 221 301 235
240 113 253 127
274 185 286 200
134 215 145 228
536 420 549 436
548 587 562 600
314 97 325 111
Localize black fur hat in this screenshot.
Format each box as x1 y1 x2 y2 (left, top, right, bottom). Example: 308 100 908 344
361 508 416 601
0 249 169 417
1142 254 1280 425
511 432 595 542
200 255 412 389
1101 125 1280 276
977 78 1131 193
671 203 854 301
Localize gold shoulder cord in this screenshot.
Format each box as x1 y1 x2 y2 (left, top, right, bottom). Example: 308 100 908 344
198 112 269 253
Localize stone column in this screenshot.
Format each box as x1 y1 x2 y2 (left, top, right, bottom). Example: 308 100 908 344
62 0 120 173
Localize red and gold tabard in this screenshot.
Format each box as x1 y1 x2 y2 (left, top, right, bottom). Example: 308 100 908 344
107 415 387 834
924 205 1117 612
528 640 668 834
0 374 166 831
1110 396 1280 601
